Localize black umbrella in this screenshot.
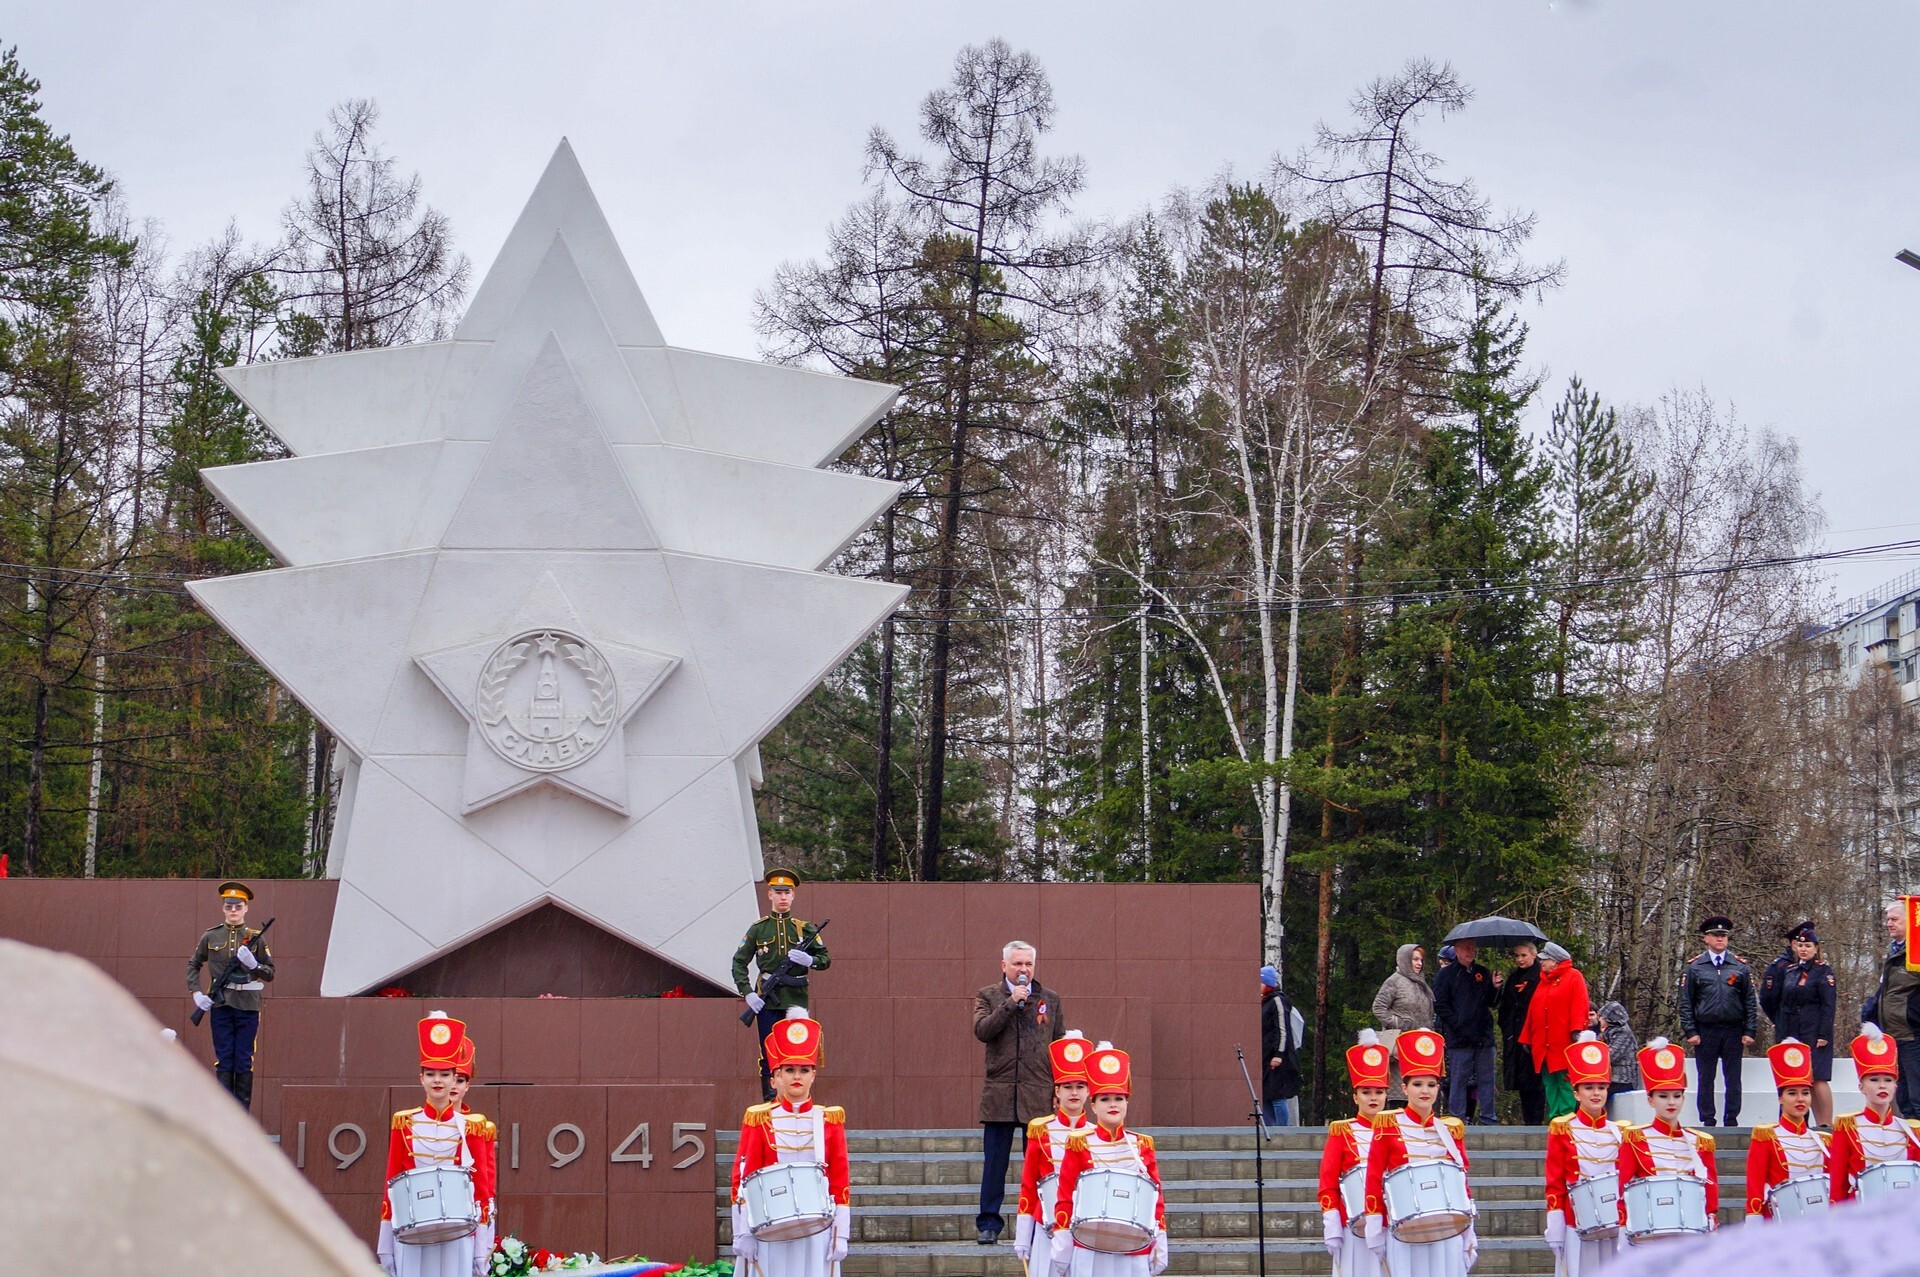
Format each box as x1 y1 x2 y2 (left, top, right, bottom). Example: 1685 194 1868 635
1443 915 1548 948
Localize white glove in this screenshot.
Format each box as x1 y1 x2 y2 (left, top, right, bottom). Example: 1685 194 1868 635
731 1202 758 1261
829 1203 850 1263
1322 1208 1344 1260
192 991 214 1012
1014 1212 1035 1261
235 944 259 970
472 1222 494 1276
1365 1215 1386 1257
376 1220 396 1276
1050 1224 1073 1275
788 948 815 967
1745 1212 1764 1226
1149 1228 1168 1276
1463 1223 1479 1270
745 992 766 1014
1544 1210 1566 1258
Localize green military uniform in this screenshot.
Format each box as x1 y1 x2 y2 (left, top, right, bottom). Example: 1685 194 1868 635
185 881 274 1112
735 868 831 1101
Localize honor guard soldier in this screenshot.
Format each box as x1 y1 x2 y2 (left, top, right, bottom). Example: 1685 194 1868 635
1544 1031 1624 1273
378 1013 498 1277
1677 914 1758 1127
1049 1046 1167 1277
1618 1038 1718 1240
1316 1029 1390 1277
730 1009 851 1277
184 880 274 1110
1744 1038 1830 1221
1014 1030 1097 1277
1362 1028 1477 1277
1829 1023 1920 1203
734 867 832 1101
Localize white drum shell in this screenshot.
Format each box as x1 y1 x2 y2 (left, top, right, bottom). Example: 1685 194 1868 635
1339 1166 1366 1234
1623 1173 1710 1244
1038 1173 1059 1232
743 1163 835 1242
1568 1173 1621 1239
1857 1160 1920 1200
1382 1161 1472 1244
387 1165 480 1244
1069 1169 1160 1254
1766 1175 1828 1220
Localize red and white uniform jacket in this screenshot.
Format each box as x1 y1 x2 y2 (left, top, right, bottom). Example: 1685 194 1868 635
1052 1125 1166 1254
1363 1110 1472 1225
1829 1107 1920 1203
1744 1117 1828 1216
1019 1110 1092 1225
1617 1118 1717 1219
729 1099 852 1207
1545 1110 1625 1226
1317 1117 1378 1229
383 1102 498 1225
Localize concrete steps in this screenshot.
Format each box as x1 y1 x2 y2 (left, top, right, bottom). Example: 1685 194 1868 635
714 1125 1753 1275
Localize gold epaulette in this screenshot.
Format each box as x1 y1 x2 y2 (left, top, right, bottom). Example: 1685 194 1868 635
1066 1134 1089 1154
1029 1116 1052 1138
1326 1119 1349 1134
392 1108 421 1131
822 1106 846 1124
1372 1112 1399 1133
1832 1114 1857 1134
743 1102 775 1127
1136 1133 1154 1154
1750 1124 1775 1143
1547 1114 1574 1135
463 1114 498 1140
1439 1117 1465 1139
1696 1130 1717 1153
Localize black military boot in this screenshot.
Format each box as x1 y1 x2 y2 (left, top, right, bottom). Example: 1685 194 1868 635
234 1071 254 1112
216 1067 234 1099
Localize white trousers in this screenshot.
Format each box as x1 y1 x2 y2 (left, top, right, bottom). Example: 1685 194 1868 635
1025 1223 1053 1277
1562 1231 1622 1275
739 1228 838 1277
1064 1242 1150 1277
1380 1233 1468 1277
395 1237 474 1277
1336 1230 1385 1277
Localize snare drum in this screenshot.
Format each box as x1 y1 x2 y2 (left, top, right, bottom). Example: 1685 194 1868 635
1382 1160 1472 1243
1766 1174 1828 1220
1623 1173 1710 1244
1037 1173 1059 1232
741 1162 835 1241
1069 1168 1160 1254
1339 1166 1366 1234
1857 1160 1920 1200
1568 1173 1621 1239
386 1165 480 1244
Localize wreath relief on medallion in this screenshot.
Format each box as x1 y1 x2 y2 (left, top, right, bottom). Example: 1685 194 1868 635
475 629 618 772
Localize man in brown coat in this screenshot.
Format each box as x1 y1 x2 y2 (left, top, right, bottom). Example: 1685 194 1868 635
972 940 1064 1244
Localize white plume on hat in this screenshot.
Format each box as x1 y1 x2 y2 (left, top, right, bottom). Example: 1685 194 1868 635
1358 1028 1380 1047
1864 1022 1886 1042
427 1008 449 1019
1575 1030 1597 1043
785 1007 810 1020
1780 1036 1802 1045
1062 1029 1085 1041
1646 1036 1669 1050
1095 1040 1114 1051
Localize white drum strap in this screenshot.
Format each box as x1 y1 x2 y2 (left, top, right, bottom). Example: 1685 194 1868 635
1427 1116 1465 1171
812 1105 827 1165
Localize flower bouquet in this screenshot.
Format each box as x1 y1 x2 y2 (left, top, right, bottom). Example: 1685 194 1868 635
488 1234 724 1277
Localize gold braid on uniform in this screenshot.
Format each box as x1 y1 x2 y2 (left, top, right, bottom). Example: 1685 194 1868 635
822 1106 846 1124
742 1103 774 1127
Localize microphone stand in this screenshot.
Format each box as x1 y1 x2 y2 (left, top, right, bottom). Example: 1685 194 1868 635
1235 1045 1270 1277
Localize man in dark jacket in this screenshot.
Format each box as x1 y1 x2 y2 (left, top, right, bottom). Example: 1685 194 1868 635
1434 937 1499 1123
972 940 1065 1244
1678 914 1759 1126
1496 942 1545 1123
1864 900 1920 1117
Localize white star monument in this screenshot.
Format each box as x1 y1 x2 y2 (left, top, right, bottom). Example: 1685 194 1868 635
191 143 906 996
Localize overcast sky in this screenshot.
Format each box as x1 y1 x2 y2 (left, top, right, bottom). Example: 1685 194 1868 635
12 2 1920 607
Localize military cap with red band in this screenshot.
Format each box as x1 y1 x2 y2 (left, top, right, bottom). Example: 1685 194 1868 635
1637 1037 1687 1091
1852 1023 1899 1080
1085 1046 1133 1096
764 1007 823 1069
1346 1029 1391 1089
418 1011 469 1071
1050 1030 1093 1084
1396 1028 1446 1079
1767 1038 1813 1090
1565 1032 1611 1087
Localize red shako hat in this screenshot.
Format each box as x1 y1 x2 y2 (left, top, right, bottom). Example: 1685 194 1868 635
1637 1037 1687 1092
1346 1029 1391 1090
1050 1030 1093 1084
764 1007 823 1069
1768 1038 1814 1090
1852 1023 1900 1080
1396 1028 1446 1079
1565 1032 1611 1088
1085 1046 1132 1096
418 1011 468 1071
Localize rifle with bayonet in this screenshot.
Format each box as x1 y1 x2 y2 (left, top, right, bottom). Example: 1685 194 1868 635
191 916 274 1027
739 917 830 1026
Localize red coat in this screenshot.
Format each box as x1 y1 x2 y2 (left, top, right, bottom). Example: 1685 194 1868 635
382 1103 498 1224
1521 963 1591 1073
1052 1125 1165 1253
1828 1108 1920 1203
729 1100 851 1206
1018 1111 1091 1223
1544 1110 1624 1225
1362 1110 1472 1223
1743 1119 1829 1217
1617 1118 1718 1220
1316 1118 1373 1227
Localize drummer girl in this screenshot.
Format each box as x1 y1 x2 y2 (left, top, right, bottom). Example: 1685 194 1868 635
449 1037 499 1254
1050 1046 1169 1277
1744 1038 1830 1221
377 1012 498 1277
1316 1029 1389 1277
1617 1038 1718 1235
1014 1030 1096 1277
730 1009 851 1277
1362 1027 1478 1276
1828 1024 1920 1203
1543 1031 1623 1273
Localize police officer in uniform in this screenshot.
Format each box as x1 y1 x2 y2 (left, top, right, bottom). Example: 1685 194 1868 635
1679 913 1758 1127
185 881 274 1111
733 868 831 1101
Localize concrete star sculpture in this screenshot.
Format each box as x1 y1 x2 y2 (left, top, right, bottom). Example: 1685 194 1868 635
191 143 906 996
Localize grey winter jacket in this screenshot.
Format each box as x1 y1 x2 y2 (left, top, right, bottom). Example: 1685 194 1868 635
1372 944 1436 1031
